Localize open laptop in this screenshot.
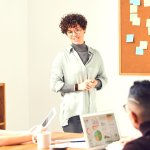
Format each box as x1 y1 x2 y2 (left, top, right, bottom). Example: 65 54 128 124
31 107 56 135
80 111 120 150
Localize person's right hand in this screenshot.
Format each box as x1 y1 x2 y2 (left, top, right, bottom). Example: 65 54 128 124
78 79 91 91
78 79 95 91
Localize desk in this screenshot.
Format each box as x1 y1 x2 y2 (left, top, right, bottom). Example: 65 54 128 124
0 132 85 150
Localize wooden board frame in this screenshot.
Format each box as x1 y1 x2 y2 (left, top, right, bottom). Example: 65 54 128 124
119 0 150 75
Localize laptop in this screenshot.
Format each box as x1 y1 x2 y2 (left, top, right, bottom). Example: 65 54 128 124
80 111 120 150
31 107 56 135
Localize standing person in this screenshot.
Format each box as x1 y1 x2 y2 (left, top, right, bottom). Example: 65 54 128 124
123 80 150 150
50 13 107 133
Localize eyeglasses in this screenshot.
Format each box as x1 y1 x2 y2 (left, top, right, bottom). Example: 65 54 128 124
67 28 83 36
123 98 140 112
123 104 128 112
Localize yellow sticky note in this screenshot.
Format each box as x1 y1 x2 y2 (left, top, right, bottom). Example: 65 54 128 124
139 41 148 49
148 28 150 35
132 17 140 26
144 0 150 7
130 14 138 22
130 5 138 13
146 19 150 27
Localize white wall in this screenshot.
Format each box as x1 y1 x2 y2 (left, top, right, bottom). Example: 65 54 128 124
0 0 150 136
0 0 29 130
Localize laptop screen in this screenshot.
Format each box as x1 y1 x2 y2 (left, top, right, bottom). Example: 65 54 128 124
41 107 56 128
80 112 120 149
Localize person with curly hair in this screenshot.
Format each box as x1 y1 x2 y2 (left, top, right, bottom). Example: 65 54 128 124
50 13 107 133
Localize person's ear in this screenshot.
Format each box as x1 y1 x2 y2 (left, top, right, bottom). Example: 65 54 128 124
130 111 140 129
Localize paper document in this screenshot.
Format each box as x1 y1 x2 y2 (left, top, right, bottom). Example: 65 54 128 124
51 141 87 149
53 137 85 143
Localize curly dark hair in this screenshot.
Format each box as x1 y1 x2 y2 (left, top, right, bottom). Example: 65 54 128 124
59 13 87 34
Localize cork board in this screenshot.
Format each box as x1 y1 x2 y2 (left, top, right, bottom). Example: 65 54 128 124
120 0 150 75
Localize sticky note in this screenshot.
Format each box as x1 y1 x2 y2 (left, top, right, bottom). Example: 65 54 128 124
130 5 138 13
132 17 140 26
130 0 141 5
130 14 138 22
139 41 148 49
126 34 134 42
144 0 150 7
146 19 150 27
148 27 150 35
136 47 144 55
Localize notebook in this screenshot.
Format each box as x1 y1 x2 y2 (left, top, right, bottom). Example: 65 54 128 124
80 111 120 150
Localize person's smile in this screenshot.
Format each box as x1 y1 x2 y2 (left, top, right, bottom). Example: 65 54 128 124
67 25 85 44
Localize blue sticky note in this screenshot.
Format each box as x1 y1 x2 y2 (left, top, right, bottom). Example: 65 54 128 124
136 47 144 55
126 34 134 42
130 0 140 5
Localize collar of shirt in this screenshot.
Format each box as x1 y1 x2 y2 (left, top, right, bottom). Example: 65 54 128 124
139 121 150 136
66 45 94 55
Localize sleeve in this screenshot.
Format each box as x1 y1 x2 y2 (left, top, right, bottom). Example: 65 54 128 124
60 84 75 93
123 143 140 150
95 79 102 90
95 52 107 90
50 53 65 92
50 53 75 93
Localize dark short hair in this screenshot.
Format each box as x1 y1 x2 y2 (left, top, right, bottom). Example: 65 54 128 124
129 80 150 120
59 13 87 34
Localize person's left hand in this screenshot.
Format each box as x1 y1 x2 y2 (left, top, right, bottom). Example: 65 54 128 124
87 79 98 88
78 79 98 91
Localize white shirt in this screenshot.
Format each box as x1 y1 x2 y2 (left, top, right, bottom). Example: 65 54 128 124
50 45 107 126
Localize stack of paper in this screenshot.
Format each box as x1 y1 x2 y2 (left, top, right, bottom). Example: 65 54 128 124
51 137 86 149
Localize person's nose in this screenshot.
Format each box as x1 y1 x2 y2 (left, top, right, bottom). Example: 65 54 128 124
72 31 77 36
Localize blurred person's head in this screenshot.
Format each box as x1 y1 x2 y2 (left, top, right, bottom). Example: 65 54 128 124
124 80 150 129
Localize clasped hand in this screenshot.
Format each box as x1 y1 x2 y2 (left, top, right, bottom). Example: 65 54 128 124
78 79 98 91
